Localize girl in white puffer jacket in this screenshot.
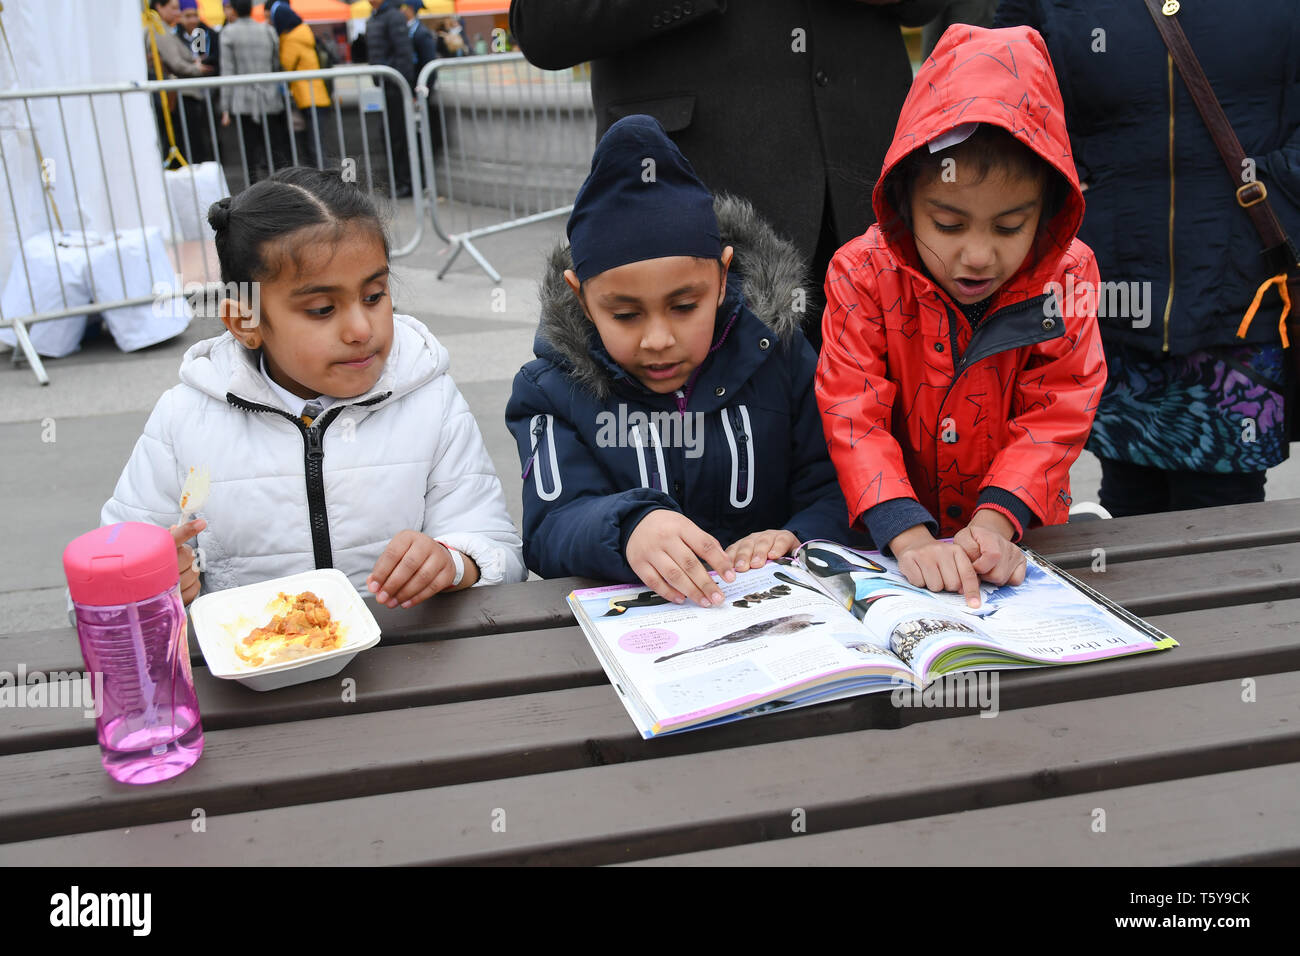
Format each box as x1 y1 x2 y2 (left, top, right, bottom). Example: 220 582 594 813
102 167 526 608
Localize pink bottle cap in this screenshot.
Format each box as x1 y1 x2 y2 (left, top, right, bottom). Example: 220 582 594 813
63 522 180 607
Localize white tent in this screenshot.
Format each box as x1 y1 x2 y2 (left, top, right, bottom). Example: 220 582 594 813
0 0 193 368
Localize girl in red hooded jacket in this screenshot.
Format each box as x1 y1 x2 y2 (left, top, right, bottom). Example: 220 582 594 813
816 24 1106 607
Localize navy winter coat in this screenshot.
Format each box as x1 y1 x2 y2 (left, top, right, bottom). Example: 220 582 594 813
994 1 1300 354
505 196 858 582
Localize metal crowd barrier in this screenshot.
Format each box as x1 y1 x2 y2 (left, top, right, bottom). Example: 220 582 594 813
0 65 421 385
415 52 596 282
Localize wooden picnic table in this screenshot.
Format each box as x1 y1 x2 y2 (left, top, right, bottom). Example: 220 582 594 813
1 499 1298 866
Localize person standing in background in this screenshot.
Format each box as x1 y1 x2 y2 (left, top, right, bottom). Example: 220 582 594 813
266 0 333 169
367 0 416 197
402 1 439 75
171 0 218 162
400 2 441 158
434 16 467 59
510 0 947 351
994 1 1298 515
146 0 216 164
177 0 221 75
219 0 290 187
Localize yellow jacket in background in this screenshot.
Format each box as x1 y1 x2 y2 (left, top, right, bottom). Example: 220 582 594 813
279 23 331 110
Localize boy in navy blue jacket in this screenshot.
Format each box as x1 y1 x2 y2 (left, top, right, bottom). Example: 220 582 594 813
506 115 856 608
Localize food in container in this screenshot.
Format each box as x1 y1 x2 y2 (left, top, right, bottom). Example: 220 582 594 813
190 569 381 691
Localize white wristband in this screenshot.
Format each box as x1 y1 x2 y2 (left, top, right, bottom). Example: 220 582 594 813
439 542 465 588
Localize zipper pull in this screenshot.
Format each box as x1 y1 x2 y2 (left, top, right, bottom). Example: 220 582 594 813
522 419 545 479
305 425 324 461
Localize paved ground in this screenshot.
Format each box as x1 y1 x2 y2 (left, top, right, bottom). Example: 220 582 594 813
3 201 1298 633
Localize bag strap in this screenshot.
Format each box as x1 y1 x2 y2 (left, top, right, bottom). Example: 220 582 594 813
1142 0 1298 272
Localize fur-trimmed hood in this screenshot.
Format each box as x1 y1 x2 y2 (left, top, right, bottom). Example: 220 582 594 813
533 194 808 400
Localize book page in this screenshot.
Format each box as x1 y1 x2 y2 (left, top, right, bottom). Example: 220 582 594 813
796 540 995 621
794 541 1173 682
569 562 913 734
912 553 1171 676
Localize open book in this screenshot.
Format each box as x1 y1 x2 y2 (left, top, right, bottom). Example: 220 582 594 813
568 541 1177 738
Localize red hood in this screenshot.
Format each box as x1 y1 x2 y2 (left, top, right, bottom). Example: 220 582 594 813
873 25 1085 291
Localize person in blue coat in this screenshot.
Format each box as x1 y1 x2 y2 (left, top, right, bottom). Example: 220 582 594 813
400 2 439 76
994 1 1299 512
506 116 859 609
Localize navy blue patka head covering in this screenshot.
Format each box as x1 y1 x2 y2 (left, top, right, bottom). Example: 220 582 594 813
566 115 721 282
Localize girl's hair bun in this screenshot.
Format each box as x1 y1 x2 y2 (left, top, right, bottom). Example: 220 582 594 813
208 196 233 232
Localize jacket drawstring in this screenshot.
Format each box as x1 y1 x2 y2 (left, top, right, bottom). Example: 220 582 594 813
1236 273 1292 347
630 421 668 493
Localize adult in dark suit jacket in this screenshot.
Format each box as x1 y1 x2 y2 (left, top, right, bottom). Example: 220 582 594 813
510 0 945 345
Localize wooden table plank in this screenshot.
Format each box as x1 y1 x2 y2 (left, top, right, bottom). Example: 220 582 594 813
0 575 600 675
9 519 1295 676
4 594 1299 758
368 575 601 641
0 626 603 756
620 763 1300 867
1022 498 1300 568
1071 542 1300 616
1 674 1296 860
9 539 1299 679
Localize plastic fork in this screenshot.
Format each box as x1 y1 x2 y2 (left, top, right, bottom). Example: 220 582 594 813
179 465 211 522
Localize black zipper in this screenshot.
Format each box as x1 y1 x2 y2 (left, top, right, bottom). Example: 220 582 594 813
522 415 558 492
226 390 389 570
536 417 555 492
521 418 544 479
727 406 750 503
302 416 332 568
646 425 664 493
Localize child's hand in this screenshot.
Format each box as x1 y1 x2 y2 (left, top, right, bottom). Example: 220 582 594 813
625 510 736 608
888 525 982 608
724 529 800 572
955 511 1027 587
169 518 206 606
367 530 458 609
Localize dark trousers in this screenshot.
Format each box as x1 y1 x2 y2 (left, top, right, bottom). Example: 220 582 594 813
381 82 412 192
235 112 292 187
1098 457 1267 518
296 106 333 169
177 94 217 164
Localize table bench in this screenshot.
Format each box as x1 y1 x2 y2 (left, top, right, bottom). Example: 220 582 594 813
1 499 1297 865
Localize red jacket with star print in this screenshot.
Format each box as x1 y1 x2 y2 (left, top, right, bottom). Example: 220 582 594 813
816 24 1105 548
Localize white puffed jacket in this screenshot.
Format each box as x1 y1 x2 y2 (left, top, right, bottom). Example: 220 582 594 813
101 313 527 595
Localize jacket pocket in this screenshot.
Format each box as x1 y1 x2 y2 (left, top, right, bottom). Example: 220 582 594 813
527 414 562 501
720 405 755 509
606 94 695 132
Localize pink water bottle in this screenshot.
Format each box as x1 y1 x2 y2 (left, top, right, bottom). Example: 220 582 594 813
63 522 204 784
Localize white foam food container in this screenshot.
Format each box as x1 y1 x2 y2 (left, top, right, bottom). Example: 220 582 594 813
190 568 382 692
